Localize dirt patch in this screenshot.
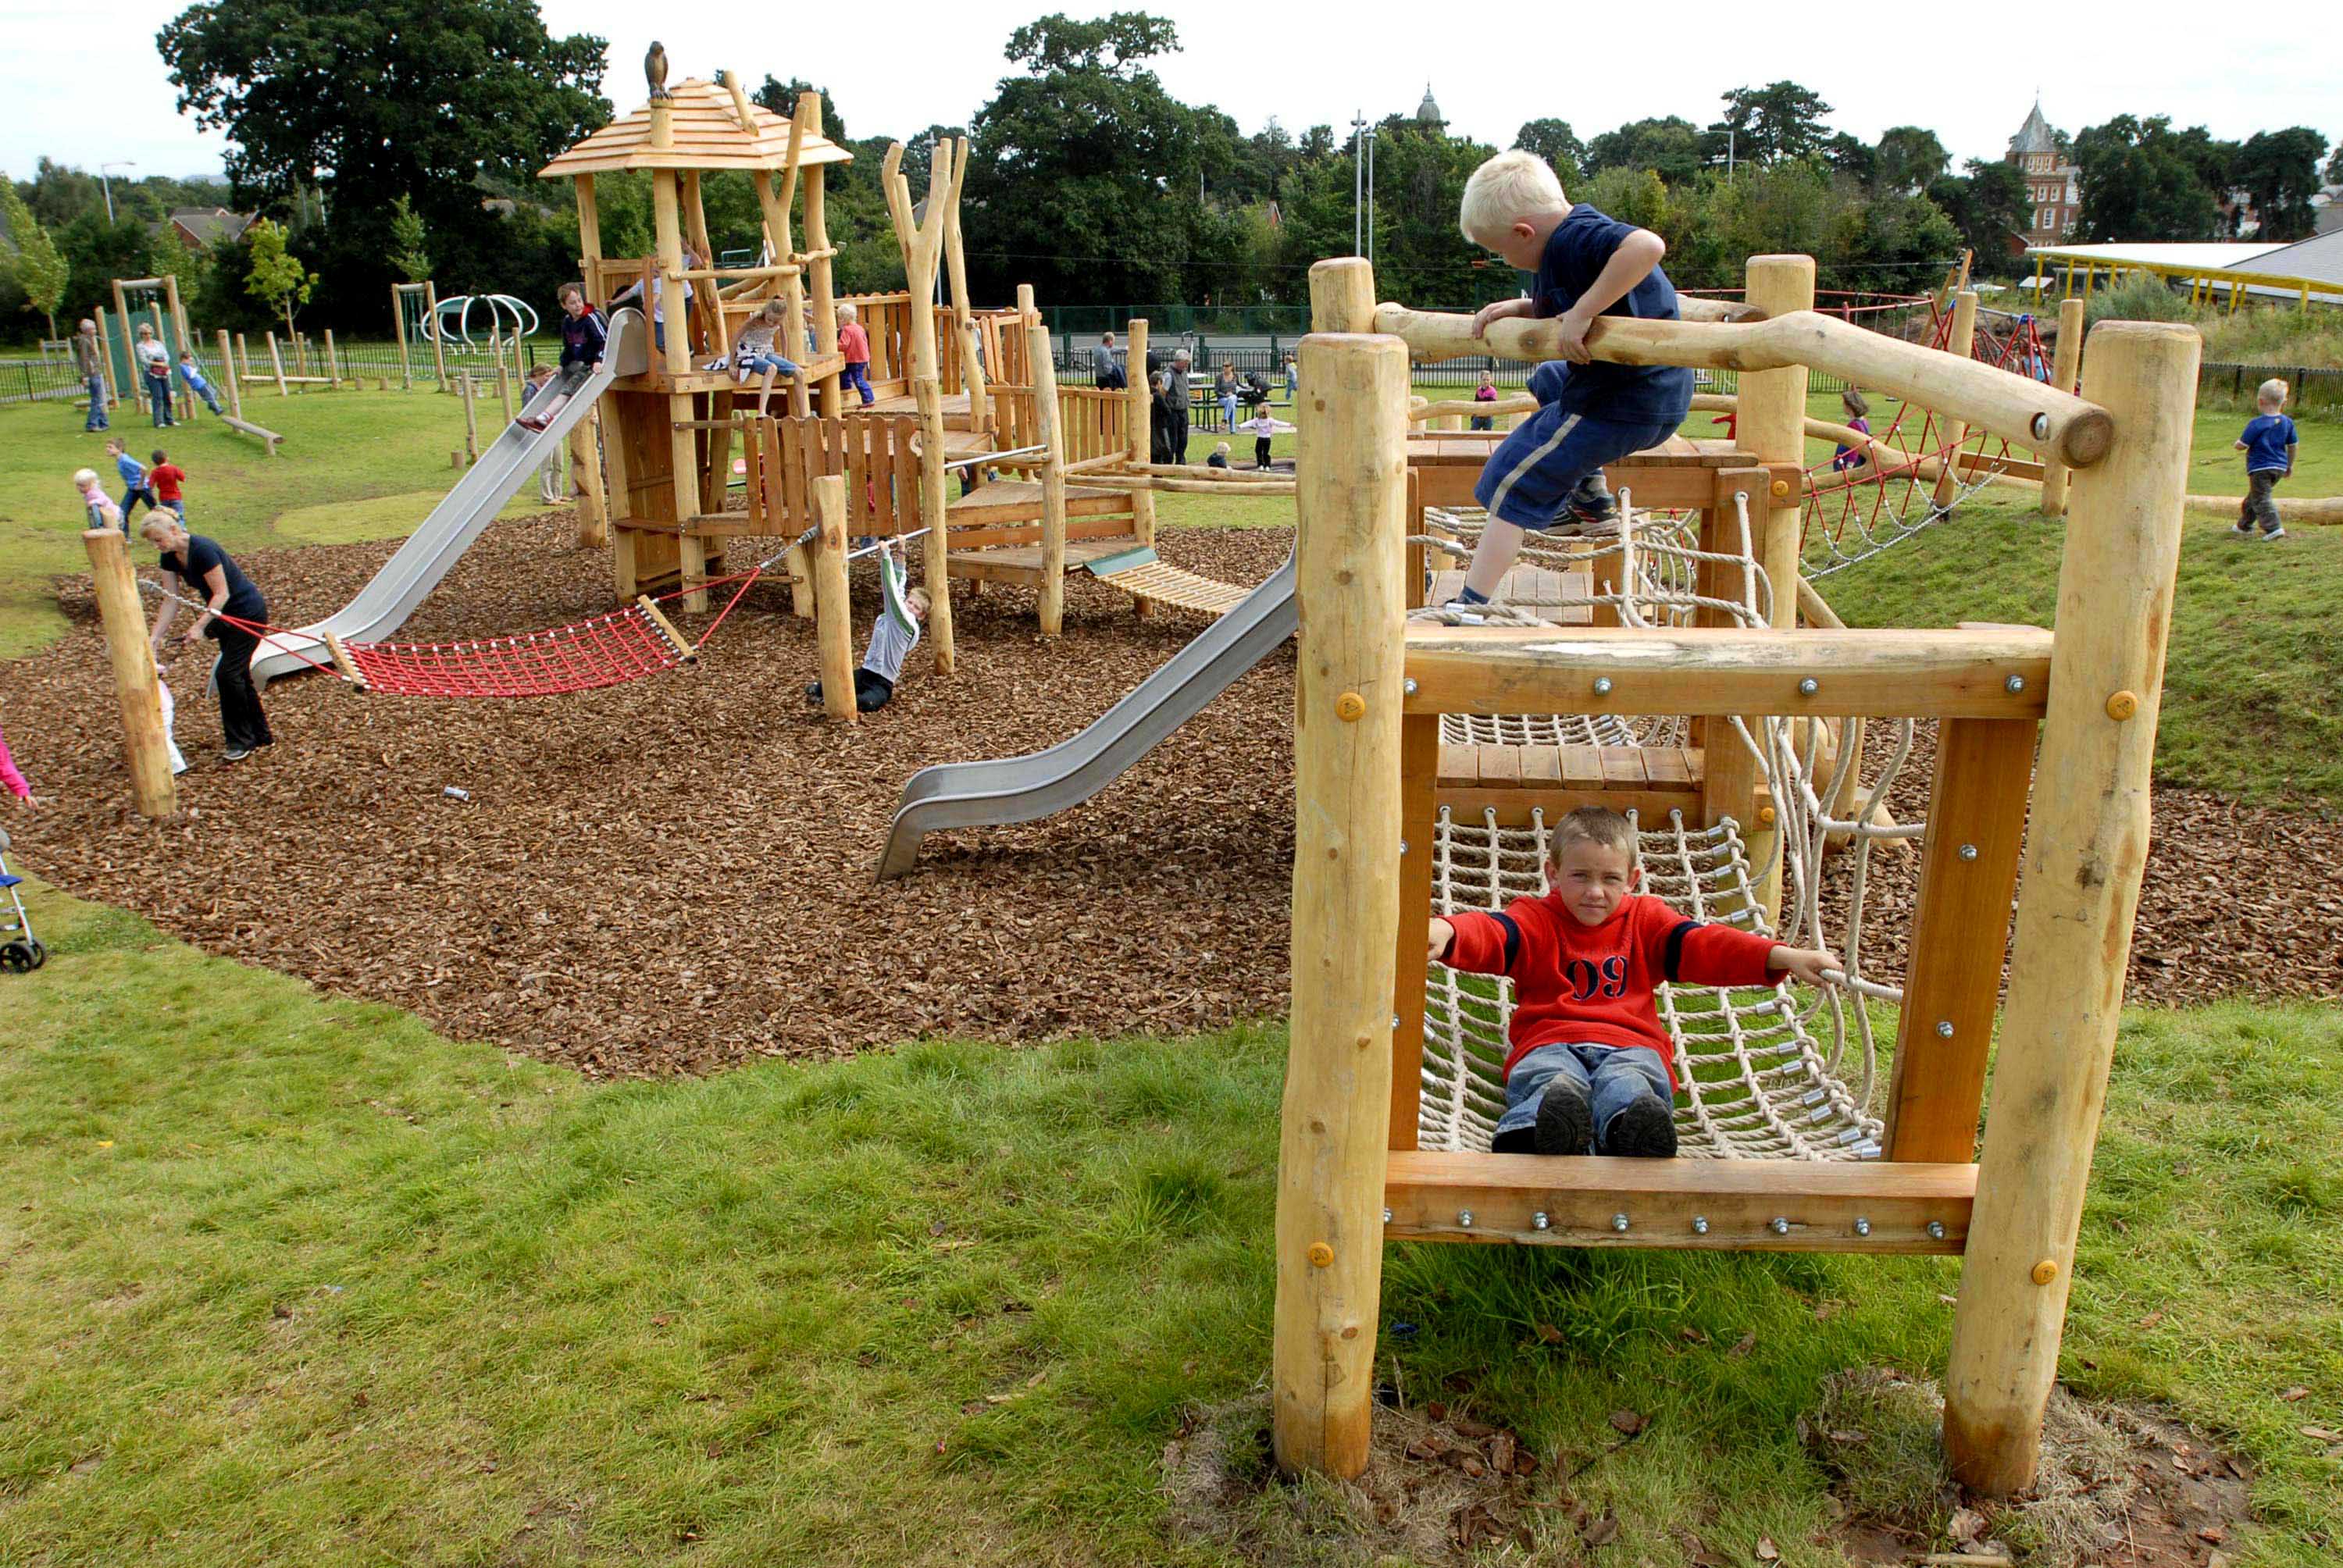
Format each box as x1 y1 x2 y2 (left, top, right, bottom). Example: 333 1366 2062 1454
1163 1392 1572 1564
2 512 2338 1079
1808 1368 2258 1567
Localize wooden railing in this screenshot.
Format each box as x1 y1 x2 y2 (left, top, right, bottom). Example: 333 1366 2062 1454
755 413 925 537
987 383 1129 469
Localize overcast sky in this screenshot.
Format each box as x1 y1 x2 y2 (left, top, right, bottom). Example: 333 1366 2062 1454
6 0 2338 189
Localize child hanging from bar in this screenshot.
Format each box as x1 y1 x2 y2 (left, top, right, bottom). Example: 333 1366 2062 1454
1428 807 1837 1157
1445 150 1689 608
803 544 929 715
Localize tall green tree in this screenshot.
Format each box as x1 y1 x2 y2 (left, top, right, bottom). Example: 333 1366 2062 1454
1823 134 1874 184
0 173 71 337
1708 82 1833 166
1582 117 1706 183
2073 116 2221 241
1513 119 1585 182
752 77 847 144
244 216 317 336
1926 160 2028 265
2234 128 2329 241
1873 127 1950 193
387 194 433 283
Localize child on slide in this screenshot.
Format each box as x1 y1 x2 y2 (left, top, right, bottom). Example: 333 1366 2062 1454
1428 807 1836 1157
517 283 608 433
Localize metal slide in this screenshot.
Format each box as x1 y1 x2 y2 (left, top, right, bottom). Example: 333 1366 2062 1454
249 308 650 688
875 553 1296 880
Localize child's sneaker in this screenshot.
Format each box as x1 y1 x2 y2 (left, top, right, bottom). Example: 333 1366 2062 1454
1532 1081 1594 1156
2263 527 2288 541
2228 522 2255 539
1603 1095 1678 1158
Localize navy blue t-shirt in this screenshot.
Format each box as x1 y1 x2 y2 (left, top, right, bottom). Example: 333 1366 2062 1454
1530 205 1694 424
2240 412 2296 473
161 535 265 630
560 307 609 370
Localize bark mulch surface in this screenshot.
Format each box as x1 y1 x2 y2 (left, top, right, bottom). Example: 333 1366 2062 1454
4 515 2335 1079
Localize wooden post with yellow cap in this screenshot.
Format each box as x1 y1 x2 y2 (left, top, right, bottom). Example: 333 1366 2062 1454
1271 256 1408 1480
1943 321 2200 1495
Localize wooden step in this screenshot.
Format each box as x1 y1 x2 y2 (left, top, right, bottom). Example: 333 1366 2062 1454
1437 743 1703 793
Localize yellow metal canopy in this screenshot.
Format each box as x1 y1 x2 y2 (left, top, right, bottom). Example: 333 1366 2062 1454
538 77 853 178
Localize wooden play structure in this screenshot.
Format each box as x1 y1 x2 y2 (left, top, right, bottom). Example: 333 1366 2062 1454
1272 255 2195 1498
98 272 284 453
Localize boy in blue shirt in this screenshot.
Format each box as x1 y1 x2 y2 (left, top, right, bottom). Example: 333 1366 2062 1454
2230 378 2298 542
106 438 159 521
1447 151 1691 607
174 349 225 416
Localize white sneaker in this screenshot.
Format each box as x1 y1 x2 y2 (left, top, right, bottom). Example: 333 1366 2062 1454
2263 527 2288 541
2229 522 2255 538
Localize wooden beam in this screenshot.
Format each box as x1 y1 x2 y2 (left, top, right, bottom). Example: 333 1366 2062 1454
1404 626 2053 719
1931 291 1981 508
811 475 857 722
1125 318 1157 554
2038 298 2086 517
1029 323 1068 636
1390 712 1440 1153
1944 322 2201 1497
1385 1152 1974 1253
1371 302 2113 469
81 528 175 819
1271 308 1409 1483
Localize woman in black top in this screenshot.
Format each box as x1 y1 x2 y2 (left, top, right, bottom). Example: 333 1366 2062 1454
141 515 273 761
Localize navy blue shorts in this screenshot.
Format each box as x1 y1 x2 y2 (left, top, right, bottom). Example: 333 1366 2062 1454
1474 366 1680 529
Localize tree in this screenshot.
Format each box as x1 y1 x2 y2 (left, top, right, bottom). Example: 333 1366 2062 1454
2234 127 2328 241
244 217 317 337
752 77 847 145
1873 127 1949 194
1003 11 1177 71
1709 82 1833 166
2072 116 2220 242
1513 119 1584 182
1927 159 2028 264
387 194 433 283
2328 143 2343 187
0 173 70 337
1823 134 1874 185
1583 117 1705 184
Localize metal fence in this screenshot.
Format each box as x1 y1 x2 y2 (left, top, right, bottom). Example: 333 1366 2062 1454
2200 360 2342 411
0 336 554 409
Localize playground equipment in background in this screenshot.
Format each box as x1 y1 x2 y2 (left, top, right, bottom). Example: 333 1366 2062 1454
429 293 540 347
390 280 448 388
1271 254 2192 1503
91 272 284 453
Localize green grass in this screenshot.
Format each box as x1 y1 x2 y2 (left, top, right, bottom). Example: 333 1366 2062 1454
0 395 563 657
1 878 2338 1566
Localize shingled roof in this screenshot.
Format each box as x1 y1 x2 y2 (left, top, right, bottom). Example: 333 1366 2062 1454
538 78 853 179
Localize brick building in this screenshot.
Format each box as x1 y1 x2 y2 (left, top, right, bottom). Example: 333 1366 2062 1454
2005 102 2078 248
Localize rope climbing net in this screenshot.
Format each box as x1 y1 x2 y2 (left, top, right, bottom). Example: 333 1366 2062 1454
1410 490 1918 1161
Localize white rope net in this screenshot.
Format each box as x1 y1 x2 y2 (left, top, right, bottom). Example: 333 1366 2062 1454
1410 491 1916 1161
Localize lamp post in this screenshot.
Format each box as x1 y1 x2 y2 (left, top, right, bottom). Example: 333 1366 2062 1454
1350 112 1377 263
99 161 137 223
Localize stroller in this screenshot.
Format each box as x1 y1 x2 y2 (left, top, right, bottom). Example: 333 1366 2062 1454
1238 370 1273 410
0 827 43 972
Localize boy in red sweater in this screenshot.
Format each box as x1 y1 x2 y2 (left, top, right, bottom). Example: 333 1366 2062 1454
148 449 188 519
1428 807 1837 1158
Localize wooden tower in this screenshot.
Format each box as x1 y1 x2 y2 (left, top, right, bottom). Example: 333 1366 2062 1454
538 70 851 609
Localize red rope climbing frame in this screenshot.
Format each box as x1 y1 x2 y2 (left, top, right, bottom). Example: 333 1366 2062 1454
342 604 694 698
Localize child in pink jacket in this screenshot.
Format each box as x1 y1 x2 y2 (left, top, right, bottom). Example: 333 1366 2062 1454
0 715 34 811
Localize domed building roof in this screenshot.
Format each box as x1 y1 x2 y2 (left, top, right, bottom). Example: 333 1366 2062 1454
1416 84 1443 127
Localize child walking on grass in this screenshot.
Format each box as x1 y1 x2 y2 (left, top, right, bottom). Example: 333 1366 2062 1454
109 440 158 522
149 450 187 519
1428 807 1837 1157
1471 370 1499 430
1445 151 1691 608
2231 378 2297 542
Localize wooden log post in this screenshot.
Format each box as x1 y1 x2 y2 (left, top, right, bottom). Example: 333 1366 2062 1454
2038 297 2088 518
652 169 709 612
1943 322 2201 1495
424 281 448 387
1029 323 1070 636
804 152 843 415
1272 258 1407 1482
1126 319 1157 541
492 325 515 424
811 474 858 724
459 373 479 463
235 332 250 384
882 138 964 675
393 285 414 389
1735 255 1813 916
572 403 609 549
266 331 289 397
1931 290 1981 509
215 330 244 421
82 528 176 819
94 308 120 410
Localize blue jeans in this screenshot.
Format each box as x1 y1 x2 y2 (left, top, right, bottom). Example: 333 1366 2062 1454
740 353 799 379
122 485 159 520
843 362 875 404
144 374 174 426
180 371 222 413
85 373 109 430
1219 392 1238 429
1474 365 1678 529
1492 1042 1671 1152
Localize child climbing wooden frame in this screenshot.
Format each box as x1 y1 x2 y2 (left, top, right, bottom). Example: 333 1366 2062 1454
1273 255 2199 1497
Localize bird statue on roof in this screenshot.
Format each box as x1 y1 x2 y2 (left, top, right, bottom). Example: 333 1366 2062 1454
645 41 671 102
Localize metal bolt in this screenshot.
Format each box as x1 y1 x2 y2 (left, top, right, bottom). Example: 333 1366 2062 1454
1392 1015 1403 1032
1958 843 1979 861
1798 677 1820 697
1457 1210 1475 1228
1592 676 1614 697
1927 1220 1947 1240
1403 677 1419 697
2004 675 2026 693
1936 1020 1955 1039
1770 1217 1791 1236
1531 1211 1551 1231
1611 1213 1630 1233
1692 1216 1710 1235
1853 1217 1872 1238
1398 839 1409 856
1382 1207 1394 1224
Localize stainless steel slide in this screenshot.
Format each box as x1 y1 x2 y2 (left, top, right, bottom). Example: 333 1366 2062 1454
249 308 649 688
875 553 1296 880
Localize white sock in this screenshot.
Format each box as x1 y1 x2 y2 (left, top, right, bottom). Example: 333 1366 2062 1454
1464 519 1528 600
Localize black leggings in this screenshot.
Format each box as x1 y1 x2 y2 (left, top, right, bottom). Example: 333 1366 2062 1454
210 619 275 753
1254 437 1273 468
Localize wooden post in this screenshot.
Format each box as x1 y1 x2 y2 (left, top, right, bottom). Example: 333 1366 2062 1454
459 373 479 463
1126 316 1158 621
492 325 515 423
164 276 196 419
94 308 119 409
82 529 175 819
394 285 414 389
1271 310 1409 1482
235 332 250 384
2038 298 2087 517
811 475 858 723
424 281 448 387
323 330 341 389
575 174 602 307
216 330 243 420
652 169 708 611
1029 323 1068 636
804 152 842 415
1944 322 2201 1496
572 404 608 548
1737 255 1813 917
1931 290 1981 508
882 138 964 675
266 332 289 397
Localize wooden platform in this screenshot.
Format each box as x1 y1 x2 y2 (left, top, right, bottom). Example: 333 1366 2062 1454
848 388 979 429
615 352 847 397
944 533 1143 586
1425 567 1591 624
947 480 1133 527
